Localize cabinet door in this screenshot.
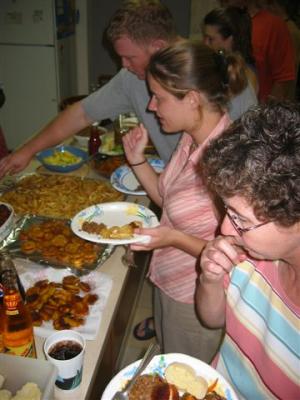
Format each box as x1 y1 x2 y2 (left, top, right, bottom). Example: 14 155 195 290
0 45 58 150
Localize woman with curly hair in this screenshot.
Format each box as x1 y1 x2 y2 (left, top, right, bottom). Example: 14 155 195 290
197 101 300 399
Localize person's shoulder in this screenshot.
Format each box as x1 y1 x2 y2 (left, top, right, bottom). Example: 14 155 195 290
254 9 287 29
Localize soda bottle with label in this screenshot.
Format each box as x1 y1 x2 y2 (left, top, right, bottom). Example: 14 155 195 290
2 267 36 358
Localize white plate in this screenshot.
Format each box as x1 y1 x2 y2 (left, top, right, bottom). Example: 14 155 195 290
71 202 159 245
20 267 112 340
101 353 238 400
110 159 165 195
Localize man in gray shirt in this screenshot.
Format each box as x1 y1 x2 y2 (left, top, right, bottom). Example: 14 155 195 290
0 0 256 176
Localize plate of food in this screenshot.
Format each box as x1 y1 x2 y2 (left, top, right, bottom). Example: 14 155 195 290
36 145 88 172
21 267 112 340
101 353 238 400
110 159 165 195
71 202 159 245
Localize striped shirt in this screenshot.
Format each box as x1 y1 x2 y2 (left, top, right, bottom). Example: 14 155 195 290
148 115 231 303
215 259 300 399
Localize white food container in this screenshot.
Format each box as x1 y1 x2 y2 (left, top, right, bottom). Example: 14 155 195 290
0 354 57 400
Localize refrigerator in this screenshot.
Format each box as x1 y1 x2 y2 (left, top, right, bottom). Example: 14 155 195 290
0 0 77 150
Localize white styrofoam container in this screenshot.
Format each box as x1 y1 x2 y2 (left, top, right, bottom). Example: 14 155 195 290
0 354 57 400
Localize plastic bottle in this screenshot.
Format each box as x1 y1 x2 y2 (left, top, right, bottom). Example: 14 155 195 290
2 263 36 358
88 122 102 156
0 254 26 301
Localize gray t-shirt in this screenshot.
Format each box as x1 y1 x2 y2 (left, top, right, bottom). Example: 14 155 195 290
228 83 257 121
82 68 257 162
82 68 181 163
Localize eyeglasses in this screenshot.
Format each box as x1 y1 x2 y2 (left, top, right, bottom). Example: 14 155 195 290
224 205 270 236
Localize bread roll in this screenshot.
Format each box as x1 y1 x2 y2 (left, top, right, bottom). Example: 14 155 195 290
0 390 12 400
165 362 208 399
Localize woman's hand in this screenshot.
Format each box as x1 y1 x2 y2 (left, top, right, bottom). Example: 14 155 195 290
200 235 247 284
122 123 149 164
130 226 174 251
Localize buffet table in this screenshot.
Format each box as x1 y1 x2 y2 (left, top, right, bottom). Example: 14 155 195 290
10 157 153 400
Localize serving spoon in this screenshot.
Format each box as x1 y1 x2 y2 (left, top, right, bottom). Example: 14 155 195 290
112 343 160 400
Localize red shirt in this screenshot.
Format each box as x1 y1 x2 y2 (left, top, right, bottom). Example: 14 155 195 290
252 10 295 102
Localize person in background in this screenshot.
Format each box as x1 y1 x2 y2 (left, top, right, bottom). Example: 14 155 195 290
202 6 258 94
123 40 248 360
197 101 300 399
219 0 296 102
0 0 180 175
265 0 300 100
0 0 256 178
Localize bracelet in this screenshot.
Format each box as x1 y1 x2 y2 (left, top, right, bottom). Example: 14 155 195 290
129 159 147 167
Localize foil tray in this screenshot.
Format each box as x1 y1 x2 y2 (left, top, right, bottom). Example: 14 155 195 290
0 214 115 276
0 172 124 220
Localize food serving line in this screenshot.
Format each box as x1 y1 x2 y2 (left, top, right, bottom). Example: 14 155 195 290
1 152 153 400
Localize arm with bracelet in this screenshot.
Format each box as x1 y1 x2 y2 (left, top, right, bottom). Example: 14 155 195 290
122 124 163 206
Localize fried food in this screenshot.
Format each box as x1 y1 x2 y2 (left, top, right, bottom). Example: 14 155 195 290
25 275 99 330
129 374 226 400
128 375 165 400
0 175 123 218
81 220 142 239
20 219 101 269
92 155 125 178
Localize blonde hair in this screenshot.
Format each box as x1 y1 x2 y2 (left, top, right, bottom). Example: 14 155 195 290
148 40 247 111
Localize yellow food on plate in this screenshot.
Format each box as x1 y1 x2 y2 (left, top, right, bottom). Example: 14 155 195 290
43 150 82 166
165 362 208 399
81 220 142 239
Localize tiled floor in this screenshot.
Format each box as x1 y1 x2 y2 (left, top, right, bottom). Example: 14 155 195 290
118 277 157 369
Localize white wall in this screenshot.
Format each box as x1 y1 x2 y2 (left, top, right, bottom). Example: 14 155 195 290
190 0 219 39
75 0 89 94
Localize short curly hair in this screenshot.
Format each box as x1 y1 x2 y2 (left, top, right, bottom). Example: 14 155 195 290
106 0 177 45
201 101 300 226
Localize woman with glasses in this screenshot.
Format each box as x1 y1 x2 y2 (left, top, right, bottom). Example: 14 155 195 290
197 101 300 399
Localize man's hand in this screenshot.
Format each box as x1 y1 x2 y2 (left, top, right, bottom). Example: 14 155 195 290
0 147 33 177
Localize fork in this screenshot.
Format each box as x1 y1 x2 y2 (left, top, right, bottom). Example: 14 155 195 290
111 343 160 400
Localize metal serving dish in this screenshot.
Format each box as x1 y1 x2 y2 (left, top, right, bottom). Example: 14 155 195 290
0 215 114 276
0 173 124 219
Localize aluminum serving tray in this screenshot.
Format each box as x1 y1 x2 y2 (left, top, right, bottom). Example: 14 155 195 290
0 214 115 276
0 172 124 218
